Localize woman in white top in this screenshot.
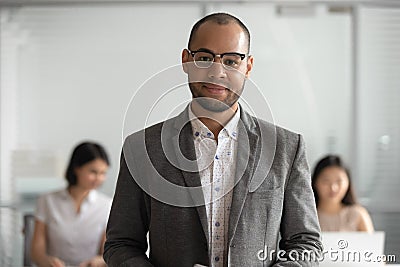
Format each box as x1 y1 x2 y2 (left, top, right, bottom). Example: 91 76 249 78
312 155 374 232
31 142 112 267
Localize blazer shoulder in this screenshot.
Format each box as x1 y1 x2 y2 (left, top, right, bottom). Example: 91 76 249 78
250 115 301 144
274 124 303 160
275 124 301 147
251 116 304 167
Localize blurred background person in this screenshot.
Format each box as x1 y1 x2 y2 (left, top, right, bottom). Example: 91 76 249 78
31 142 111 267
312 155 374 232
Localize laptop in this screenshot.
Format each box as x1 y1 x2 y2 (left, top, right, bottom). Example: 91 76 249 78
320 232 385 267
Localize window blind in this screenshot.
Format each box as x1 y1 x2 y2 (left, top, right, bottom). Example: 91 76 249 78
356 6 400 262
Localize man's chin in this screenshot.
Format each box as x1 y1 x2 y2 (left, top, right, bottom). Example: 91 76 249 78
195 98 232 113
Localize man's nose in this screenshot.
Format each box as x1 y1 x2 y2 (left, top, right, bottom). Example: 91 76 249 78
208 58 227 79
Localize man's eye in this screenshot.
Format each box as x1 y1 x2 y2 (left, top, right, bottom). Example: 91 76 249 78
223 56 241 67
198 56 213 62
224 59 236 66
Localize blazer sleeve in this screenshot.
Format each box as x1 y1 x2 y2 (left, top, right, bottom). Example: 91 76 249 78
273 134 323 266
103 150 154 267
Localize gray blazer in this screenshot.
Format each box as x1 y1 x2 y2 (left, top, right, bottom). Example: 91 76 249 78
104 106 323 267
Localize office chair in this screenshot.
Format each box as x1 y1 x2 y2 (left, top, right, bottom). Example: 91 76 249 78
22 214 35 267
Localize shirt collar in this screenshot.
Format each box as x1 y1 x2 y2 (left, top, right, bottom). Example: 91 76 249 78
223 105 240 140
86 190 97 203
188 104 240 140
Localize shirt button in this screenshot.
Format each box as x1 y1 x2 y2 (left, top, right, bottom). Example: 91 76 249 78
215 256 220 262
215 222 220 227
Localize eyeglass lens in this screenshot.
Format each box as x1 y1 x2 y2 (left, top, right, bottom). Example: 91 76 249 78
193 51 243 69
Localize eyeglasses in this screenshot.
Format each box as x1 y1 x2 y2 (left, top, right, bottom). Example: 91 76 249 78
188 49 247 70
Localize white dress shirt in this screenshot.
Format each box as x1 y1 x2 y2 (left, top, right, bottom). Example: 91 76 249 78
189 106 240 267
35 189 111 266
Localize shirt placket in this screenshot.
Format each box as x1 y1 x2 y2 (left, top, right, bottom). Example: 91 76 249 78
192 116 237 267
210 132 231 267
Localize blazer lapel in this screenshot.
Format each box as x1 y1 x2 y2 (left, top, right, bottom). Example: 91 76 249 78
228 111 260 245
170 107 209 244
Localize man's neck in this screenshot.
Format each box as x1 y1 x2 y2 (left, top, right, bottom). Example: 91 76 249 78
191 101 238 139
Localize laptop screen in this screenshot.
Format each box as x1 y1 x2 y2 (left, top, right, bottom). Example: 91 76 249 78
320 231 385 267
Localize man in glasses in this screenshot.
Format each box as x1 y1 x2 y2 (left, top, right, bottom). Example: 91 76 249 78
105 13 322 267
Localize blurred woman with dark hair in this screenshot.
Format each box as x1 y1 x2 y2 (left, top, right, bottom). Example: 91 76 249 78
312 155 374 232
31 141 111 267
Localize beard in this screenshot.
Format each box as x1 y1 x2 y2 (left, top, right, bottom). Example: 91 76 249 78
189 81 245 112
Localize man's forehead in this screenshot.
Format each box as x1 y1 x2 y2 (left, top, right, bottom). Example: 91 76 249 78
195 20 243 35
191 21 247 51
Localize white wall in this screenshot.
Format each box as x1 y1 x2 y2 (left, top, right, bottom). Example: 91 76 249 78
14 5 201 195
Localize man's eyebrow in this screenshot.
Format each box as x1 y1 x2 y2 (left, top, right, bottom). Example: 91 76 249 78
193 48 245 55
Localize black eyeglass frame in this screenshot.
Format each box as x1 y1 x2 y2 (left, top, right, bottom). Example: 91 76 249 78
187 49 247 69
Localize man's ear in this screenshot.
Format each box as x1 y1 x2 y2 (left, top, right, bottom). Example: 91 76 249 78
182 49 189 74
245 55 254 78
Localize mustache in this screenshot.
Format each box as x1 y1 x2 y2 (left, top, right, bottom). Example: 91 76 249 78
189 81 232 91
